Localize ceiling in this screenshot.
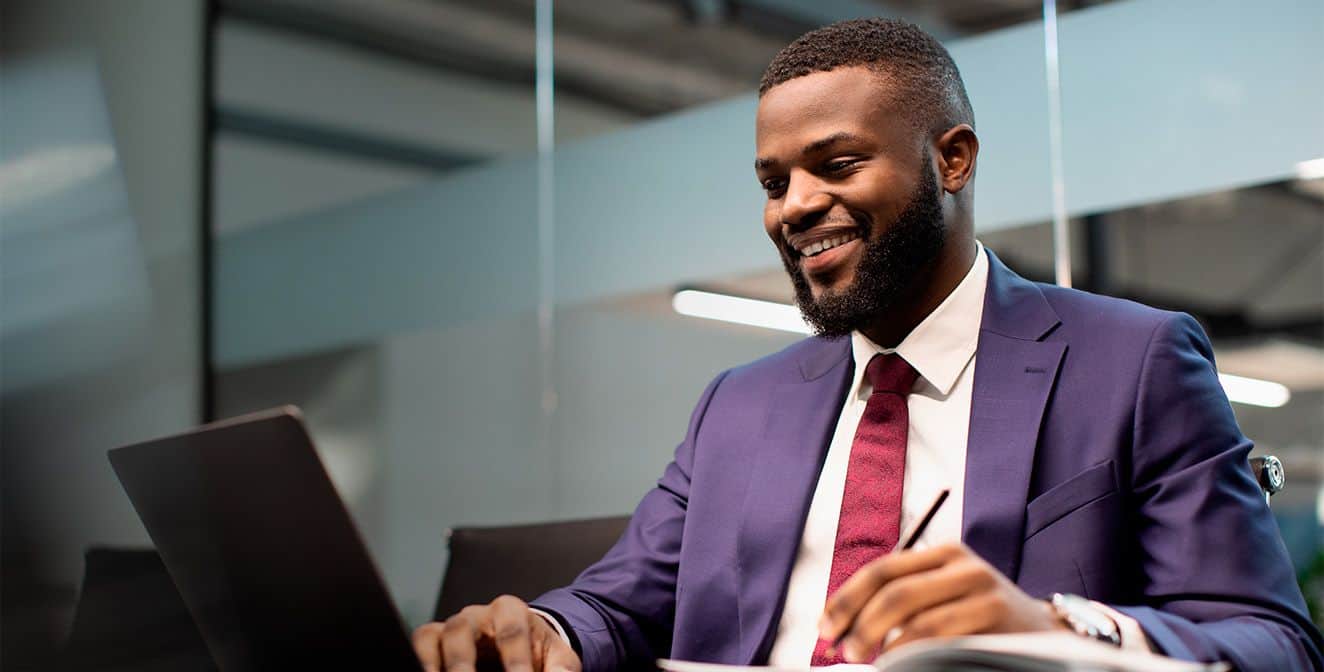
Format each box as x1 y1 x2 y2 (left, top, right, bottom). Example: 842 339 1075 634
221 0 1115 116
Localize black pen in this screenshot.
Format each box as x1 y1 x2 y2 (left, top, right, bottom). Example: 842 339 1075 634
826 488 951 656
898 488 950 553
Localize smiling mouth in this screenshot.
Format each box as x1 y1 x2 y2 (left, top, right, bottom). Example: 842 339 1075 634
793 230 862 259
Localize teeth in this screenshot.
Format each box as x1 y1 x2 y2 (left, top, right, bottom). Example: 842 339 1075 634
799 232 857 257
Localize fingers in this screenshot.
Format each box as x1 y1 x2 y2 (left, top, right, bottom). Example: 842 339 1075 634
883 591 1005 652
414 597 574 672
837 555 994 661
484 595 535 672
412 621 446 672
440 607 483 672
820 544 962 642
411 605 485 672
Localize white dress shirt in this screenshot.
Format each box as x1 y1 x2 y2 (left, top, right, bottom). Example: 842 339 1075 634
767 243 988 665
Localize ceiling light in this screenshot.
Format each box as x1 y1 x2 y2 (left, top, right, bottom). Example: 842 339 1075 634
674 290 1295 409
1217 373 1291 408
0 143 116 217
672 289 810 334
1296 157 1324 181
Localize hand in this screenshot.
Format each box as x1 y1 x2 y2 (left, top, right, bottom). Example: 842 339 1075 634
412 595 582 672
818 543 1068 662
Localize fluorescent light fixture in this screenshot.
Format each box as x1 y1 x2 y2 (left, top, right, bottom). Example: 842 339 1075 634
674 289 1293 408
1297 157 1324 181
1217 373 1291 408
0 143 116 216
672 289 810 334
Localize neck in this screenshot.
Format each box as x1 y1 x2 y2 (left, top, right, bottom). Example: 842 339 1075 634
859 236 978 349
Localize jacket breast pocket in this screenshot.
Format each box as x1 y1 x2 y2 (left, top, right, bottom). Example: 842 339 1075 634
1024 460 1118 540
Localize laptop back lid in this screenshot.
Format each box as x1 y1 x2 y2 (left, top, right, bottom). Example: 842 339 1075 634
108 407 419 672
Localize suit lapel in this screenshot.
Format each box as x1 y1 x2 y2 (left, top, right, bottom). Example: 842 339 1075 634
962 334 1064 580
735 338 851 664
962 251 1065 581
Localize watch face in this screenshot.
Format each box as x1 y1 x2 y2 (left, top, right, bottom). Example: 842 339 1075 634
1265 456 1285 490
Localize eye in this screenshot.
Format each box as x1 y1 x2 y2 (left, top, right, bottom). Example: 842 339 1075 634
761 178 787 197
824 158 861 173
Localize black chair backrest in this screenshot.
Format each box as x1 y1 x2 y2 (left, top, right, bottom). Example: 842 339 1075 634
60 547 217 672
434 515 631 621
1250 455 1285 505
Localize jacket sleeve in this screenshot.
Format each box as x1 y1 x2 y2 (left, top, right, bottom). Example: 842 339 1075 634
1113 312 1323 671
529 369 729 672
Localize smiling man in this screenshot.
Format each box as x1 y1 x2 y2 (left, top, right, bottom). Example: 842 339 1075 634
414 18 1322 672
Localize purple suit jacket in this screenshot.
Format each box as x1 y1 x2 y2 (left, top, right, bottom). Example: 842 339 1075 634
534 250 1322 671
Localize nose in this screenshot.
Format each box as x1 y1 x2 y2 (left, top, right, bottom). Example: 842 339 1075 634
779 169 832 231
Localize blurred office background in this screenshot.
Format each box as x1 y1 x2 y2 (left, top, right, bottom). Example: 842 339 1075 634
3 0 1321 668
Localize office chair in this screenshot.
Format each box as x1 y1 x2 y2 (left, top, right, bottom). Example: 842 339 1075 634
1250 455 1286 506
60 547 217 672
433 515 631 621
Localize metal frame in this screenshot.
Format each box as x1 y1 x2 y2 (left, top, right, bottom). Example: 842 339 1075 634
214 106 481 172
201 0 218 421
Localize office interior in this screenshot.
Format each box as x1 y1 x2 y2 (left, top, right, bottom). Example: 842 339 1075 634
2 0 1321 668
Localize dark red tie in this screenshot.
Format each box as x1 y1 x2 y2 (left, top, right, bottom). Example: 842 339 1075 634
811 352 918 666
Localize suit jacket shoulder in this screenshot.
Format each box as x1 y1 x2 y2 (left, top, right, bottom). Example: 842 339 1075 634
721 334 850 387
1037 279 1184 344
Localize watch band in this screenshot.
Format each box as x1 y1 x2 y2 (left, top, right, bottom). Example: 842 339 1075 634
1050 592 1122 647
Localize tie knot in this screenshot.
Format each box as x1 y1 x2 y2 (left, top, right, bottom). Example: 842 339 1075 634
865 353 918 395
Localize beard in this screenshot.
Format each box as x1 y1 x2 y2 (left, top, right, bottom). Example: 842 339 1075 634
782 155 946 338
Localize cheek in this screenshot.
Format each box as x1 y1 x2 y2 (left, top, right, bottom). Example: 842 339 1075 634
847 165 914 212
762 202 782 241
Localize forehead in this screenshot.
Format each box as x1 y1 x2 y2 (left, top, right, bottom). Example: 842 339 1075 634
755 65 908 153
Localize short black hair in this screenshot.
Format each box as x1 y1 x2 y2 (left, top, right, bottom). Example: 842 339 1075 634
759 18 974 134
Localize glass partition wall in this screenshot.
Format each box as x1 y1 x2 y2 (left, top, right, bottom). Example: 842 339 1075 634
206 0 1322 631
2 2 206 667
207 0 548 623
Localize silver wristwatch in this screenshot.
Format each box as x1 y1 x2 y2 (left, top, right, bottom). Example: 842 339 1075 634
1050 593 1122 647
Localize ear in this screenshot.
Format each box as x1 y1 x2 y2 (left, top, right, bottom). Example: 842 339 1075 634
933 124 978 194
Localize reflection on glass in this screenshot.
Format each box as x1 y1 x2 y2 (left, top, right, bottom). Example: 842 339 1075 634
1 53 150 391
3 1 206 665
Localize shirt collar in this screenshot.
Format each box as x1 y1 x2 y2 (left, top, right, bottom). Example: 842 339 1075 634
848 241 989 398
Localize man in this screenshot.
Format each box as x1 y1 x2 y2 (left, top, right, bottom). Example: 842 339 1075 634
414 18 1322 672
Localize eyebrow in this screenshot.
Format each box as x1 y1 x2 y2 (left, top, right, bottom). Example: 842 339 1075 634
754 131 869 171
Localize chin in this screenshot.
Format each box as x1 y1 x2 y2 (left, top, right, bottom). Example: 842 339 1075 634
807 273 856 299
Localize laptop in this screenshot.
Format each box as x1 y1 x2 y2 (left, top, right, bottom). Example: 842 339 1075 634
108 406 421 671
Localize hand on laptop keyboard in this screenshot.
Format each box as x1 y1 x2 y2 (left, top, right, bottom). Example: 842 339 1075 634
414 595 581 672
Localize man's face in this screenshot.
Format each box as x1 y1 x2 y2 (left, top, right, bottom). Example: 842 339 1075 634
755 66 946 337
